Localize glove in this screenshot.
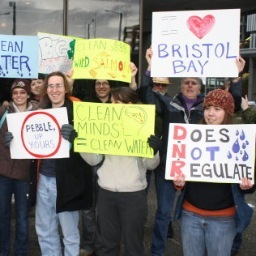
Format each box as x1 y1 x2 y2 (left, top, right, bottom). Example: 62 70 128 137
5 132 13 148
60 124 78 143
148 135 162 155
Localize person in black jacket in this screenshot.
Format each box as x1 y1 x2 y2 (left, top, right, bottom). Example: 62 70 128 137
35 71 93 256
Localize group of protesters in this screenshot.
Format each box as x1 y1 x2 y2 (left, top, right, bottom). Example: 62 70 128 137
0 47 255 256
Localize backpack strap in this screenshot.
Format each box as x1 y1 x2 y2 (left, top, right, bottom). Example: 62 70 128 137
0 109 8 130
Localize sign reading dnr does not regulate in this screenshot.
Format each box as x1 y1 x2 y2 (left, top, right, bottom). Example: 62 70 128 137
165 123 256 184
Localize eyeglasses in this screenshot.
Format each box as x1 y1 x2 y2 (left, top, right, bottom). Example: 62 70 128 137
95 81 109 87
183 80 199 85
153 83 168 87
46 83 64 89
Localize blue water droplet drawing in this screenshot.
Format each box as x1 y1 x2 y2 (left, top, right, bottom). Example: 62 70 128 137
227 151 232 159
232 139 240 153
246 140 249 145
240 130 245 140
236 130 239 136
236 156 239 161
242 151 249 161
242 143 246 149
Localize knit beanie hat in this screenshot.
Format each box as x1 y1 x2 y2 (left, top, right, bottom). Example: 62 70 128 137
11 79 31 95
204 89 235 116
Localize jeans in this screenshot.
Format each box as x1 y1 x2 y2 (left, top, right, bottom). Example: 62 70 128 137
232 232 242 251
151 169 176 256
35 174 80 256
0 175 29 256
181 210 236 256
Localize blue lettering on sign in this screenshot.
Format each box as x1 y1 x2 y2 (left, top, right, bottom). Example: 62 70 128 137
0 40 23 53
0 40 32 77
157 41 236 75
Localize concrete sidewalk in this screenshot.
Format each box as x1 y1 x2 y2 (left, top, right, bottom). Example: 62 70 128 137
11 179 256 255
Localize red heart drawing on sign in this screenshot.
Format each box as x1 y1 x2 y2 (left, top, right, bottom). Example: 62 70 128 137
186 15 215 39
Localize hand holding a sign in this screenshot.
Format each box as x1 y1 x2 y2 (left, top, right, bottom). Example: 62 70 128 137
145 47 153 71
173 173 186 189
5 132 14 148
147 135 162 155
65 69 74 91
236 55 246 74
240 177 254 190
60 124 78 143
129 62 138 90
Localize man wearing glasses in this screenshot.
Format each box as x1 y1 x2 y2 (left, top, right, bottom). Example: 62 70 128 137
92 80 112 103
152 77 172 96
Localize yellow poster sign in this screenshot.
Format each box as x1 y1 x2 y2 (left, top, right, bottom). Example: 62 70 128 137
72 38 131 83
73 102 155 158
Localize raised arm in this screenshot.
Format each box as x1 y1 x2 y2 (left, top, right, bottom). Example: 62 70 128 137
129 62 138 91
236 55 246 74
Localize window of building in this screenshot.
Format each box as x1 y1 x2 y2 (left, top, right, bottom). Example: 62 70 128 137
0 0 140 40
0 1 63 35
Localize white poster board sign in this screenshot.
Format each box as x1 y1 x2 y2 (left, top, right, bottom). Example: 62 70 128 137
38 32 77 74
6 108 70 159
151 9 240 78
165 124 256 184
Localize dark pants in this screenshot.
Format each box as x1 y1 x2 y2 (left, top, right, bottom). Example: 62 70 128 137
80 209 96 252
80 165 101 253
97 188 147 256
151 169 176 256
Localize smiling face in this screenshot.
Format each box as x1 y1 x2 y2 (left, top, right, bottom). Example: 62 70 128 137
95 79 111 102
204 106 226 125
180 78 201 99
12 88 29 109
46 75 66 108
31 79 44 97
